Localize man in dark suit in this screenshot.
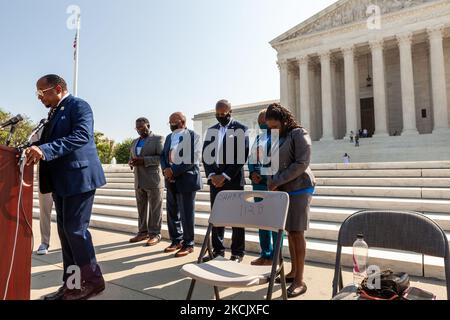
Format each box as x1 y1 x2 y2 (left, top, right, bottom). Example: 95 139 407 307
25 74 106 300
202 100 249 262
161 112 202 257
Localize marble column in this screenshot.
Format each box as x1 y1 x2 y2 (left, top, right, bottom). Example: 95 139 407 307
397 32 419 135
298 55 311 131
278 60 289 108
370 39 389 137
342 45 359 137
288 65 297 116
320 51 335 141
428 25 449 132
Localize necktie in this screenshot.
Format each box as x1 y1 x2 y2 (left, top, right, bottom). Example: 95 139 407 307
41 105 62 143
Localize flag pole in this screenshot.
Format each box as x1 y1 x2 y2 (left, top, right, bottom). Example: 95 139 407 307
73 14 81 97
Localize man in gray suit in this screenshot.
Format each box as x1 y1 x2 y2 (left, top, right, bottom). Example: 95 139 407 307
129 117 165 246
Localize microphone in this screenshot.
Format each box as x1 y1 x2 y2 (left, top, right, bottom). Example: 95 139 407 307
32 118 49 134
16 118 48 150
0 114 24 129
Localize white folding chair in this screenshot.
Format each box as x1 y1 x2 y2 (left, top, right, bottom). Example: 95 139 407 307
180 190 290 300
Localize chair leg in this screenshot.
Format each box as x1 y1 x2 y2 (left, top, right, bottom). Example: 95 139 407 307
279 265 288 300
267 271 276 300
186 279 196 300
213 286 221 300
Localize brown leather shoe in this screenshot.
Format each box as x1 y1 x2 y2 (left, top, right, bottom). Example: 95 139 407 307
175 246 194 257
63 280 106 300
251 257 273 266
164 243 182 253
43 285 67 300
146 235 161 247
129 234 149 243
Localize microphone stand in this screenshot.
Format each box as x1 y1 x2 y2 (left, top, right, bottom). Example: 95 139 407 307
5 124 17 147
16 119 48 166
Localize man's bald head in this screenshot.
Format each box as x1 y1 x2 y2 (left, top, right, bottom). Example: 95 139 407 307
216 99 231 113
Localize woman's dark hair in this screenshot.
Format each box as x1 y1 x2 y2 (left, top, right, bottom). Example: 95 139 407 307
265 103 301 135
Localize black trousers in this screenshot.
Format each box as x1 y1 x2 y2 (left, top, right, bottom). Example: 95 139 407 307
210 184 245 257
53 190 103 285
166 183 196 247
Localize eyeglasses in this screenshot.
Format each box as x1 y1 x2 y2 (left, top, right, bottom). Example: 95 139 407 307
36 87 55 97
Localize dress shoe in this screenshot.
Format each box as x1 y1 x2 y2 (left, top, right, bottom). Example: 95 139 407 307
146 235 161 247
63 280 106 300
129 234 149 243
230 255 244 263
175 246 194 258
164 242 182 253
43 285 67 300
251 257 273 266
202 252 224 263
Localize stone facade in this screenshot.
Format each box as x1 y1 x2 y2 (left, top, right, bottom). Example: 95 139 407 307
193 0 450 163
271 0 450 141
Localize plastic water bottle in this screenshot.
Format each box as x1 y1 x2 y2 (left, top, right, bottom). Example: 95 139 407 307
111 157 117 165
352 234 368 286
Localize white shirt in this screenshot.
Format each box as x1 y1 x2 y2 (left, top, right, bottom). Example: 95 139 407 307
57 92 71 107
208 119 232 181
169 130 185 164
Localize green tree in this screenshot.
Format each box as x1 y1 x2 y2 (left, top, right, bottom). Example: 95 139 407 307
0 108 34 147
113 138 133 164
95 131 115 164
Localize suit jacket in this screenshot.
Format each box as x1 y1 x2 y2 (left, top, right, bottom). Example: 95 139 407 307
130 132 165 190
202 119 249 188
37 95 106 197
160 129 202 193
268 127 316 192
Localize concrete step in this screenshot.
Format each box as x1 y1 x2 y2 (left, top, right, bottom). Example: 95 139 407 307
101 161 450 172
312 195 450 214
103 168 450 179
104 177 254 186
422 169 450 177
313 169 423 178
31 211 448 280
316 177 450 187
314 186 423 198
99 183 255 192
37 184 450 201
32 198 450 237
31 205 338 241
33 191 450 220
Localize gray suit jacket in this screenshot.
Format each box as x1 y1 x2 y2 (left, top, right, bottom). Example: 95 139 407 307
130 132 165 190
269 127 315 192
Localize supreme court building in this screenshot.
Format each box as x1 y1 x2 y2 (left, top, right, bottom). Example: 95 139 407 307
271 0 450 141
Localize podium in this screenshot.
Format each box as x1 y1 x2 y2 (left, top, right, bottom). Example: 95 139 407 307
0 145 33 300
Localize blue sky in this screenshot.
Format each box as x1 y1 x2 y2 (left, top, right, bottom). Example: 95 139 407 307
0 0 335 142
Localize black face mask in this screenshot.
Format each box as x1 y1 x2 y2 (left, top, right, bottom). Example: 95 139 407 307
170 125 179 132
216 113 231 126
